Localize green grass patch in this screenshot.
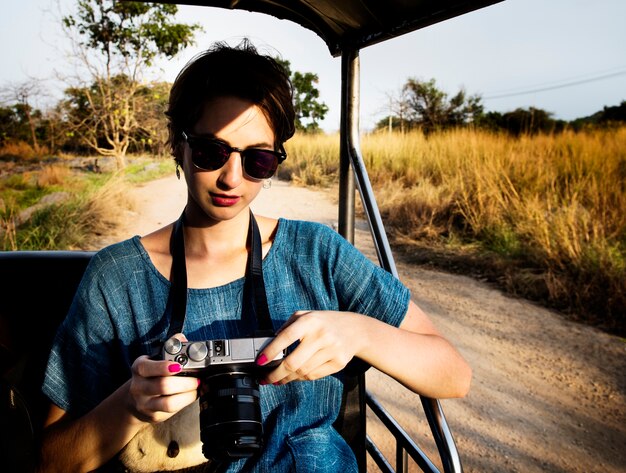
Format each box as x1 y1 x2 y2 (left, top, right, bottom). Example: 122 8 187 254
0 158 147 250
14 200 87 250
480 224 524 258
124 157 173 183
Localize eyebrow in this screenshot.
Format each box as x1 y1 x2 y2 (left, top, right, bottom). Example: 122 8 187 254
194 133 274 150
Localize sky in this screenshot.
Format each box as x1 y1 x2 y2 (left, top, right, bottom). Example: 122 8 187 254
2 0 625 132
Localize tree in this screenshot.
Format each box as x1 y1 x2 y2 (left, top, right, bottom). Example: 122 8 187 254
61 0 199 168
375 115 406 133
477 107 565 135
276 59 328 132
570 100 626 131
0 80 46 152
597 101 626 124
0 105 36 147
402 78 483 133
378 89 412 133
132 81 171 156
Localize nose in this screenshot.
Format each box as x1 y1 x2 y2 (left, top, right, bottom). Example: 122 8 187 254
217 151 243 189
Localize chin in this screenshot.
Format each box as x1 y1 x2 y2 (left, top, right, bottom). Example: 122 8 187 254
205 204 249 222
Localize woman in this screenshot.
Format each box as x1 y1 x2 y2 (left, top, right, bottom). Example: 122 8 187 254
39 40 471 472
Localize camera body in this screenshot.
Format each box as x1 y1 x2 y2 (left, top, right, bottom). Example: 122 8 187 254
161 336 284 462
161 336 283 375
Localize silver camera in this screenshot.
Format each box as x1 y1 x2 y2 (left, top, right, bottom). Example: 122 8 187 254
161 335 285 462
161 336 284 374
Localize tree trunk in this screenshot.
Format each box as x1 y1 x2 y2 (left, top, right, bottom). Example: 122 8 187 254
114 153 127 170
24 108 40 153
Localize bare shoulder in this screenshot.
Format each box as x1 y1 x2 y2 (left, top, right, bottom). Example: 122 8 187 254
140 224 174 278
255 215 279 243
255 215 279 258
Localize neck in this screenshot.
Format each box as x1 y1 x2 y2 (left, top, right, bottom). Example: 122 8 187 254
181 207 250 258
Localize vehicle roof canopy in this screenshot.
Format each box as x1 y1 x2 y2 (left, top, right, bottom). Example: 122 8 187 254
155 0 503 56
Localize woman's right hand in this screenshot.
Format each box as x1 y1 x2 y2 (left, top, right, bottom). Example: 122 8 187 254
127 356 199 424
127 335 199 424
39 335 200 473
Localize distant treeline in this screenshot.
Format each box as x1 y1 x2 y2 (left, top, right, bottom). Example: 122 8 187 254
0 63 328 163
2 76 625 161
476 101 626 135
376 77 626 136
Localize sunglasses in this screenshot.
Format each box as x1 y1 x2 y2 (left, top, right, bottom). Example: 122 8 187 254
182 131 286 180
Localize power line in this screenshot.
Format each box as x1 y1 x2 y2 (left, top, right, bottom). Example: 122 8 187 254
483 68 626 100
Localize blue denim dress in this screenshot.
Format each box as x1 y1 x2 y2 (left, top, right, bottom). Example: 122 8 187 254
43 219 410 472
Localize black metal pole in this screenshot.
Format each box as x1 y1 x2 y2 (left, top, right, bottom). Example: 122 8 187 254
338 48 356 243
337 46 464 473
339 48 398 277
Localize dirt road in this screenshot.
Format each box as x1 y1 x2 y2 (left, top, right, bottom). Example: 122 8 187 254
100 175 626 473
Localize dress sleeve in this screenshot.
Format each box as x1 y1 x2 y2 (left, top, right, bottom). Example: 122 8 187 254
320 225 410 328
42 250 129 417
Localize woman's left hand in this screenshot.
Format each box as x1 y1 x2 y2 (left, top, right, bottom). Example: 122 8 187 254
257 310 363 384
255 301 472 398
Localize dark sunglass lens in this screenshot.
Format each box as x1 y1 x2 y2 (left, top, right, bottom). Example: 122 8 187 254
191 140 230 171
244 151 278 179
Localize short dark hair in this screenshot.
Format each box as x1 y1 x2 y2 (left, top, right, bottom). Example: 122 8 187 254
166 40 295 161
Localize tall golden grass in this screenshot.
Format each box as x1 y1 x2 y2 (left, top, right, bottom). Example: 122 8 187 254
36 164 72 187
278 132 339 186
0 140 50 161
284 127 626 334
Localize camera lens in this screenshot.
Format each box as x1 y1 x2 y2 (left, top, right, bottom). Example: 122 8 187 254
198 372 264 462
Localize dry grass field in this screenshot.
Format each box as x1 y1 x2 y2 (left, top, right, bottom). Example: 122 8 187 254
283 127 626 335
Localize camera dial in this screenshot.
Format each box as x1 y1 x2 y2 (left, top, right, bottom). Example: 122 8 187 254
188 342 209 362
164 337 182 355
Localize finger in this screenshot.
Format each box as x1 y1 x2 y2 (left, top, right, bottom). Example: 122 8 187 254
133 355 184 378
276 338 326 377
267 346 333 384
257 314 312 365
275 310 311 334
298 361 345 382
137 375 200 397
290 349 347 381
145 390 198 416
277 359 345 384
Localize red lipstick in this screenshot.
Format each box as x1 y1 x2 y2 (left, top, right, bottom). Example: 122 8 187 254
211 193 241 206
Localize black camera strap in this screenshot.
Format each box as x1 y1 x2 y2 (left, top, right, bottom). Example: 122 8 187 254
242 213 274 337
165 210 273 339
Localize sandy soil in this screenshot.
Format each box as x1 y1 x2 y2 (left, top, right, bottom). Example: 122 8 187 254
98 175 626 473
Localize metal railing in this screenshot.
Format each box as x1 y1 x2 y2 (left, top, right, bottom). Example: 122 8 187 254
338 47 463 473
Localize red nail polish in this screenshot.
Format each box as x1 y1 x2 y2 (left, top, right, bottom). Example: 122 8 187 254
168 363 182 373
256 354 268 366
259 380 268 386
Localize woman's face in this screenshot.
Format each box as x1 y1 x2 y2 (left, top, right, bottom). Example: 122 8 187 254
182 96 275 225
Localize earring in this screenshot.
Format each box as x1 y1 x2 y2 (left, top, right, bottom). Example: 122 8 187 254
175 163 181 180
263 179 272 189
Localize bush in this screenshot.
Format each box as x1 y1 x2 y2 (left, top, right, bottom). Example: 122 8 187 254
0 141 50 161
